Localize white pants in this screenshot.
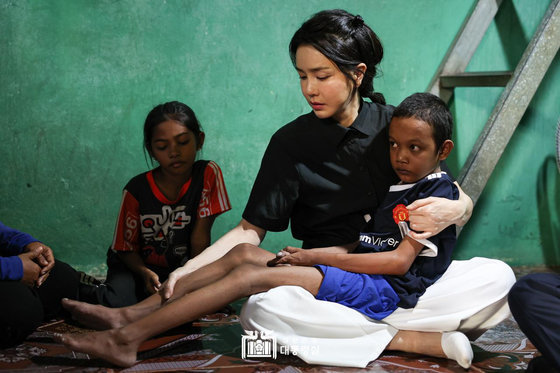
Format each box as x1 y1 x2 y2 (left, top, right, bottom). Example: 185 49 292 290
240 257 516 367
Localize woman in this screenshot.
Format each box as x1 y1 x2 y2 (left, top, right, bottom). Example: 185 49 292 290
163 9 513 367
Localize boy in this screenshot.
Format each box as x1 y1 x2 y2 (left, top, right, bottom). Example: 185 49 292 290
273 92 458 315
0 221 79 347
56 93 471 369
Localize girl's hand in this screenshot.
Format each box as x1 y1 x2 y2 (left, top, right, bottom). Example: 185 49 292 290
268 246 315 267
407 196 466 239
141 269 161 294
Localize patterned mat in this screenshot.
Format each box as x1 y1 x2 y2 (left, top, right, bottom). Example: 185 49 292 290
0 312 538 372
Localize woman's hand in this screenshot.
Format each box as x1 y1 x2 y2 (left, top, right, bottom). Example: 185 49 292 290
267 246 316 267
160 265 190 301
407 195 470 239
141 268 161 294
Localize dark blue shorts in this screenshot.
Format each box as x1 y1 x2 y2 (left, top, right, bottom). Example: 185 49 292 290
315 265 400 320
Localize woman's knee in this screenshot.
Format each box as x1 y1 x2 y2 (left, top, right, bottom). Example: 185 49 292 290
489 259 516 290
471 258 516 294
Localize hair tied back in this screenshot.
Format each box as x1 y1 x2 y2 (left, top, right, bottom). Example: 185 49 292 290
351 15 364 29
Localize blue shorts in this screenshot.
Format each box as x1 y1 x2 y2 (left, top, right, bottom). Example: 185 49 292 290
315 265 400 320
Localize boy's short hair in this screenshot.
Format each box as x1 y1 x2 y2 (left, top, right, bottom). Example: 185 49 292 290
392 92 453 150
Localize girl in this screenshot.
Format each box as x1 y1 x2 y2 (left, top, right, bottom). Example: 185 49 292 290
89 101 231 307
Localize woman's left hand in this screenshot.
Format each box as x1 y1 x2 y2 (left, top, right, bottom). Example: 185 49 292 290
407 196 466 239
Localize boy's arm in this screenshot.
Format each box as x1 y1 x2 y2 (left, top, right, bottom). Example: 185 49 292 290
278 241 359 255
0 222 38 255
271 237 424 276
406 181 471 240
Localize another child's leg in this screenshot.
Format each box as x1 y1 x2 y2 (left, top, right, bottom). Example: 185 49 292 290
88 252 146 307
386 330 472 369
62 243 276 330
56 263 323 367
0 281 44 348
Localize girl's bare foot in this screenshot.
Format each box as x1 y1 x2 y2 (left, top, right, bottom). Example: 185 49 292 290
61 298 126 330
53 329 139 368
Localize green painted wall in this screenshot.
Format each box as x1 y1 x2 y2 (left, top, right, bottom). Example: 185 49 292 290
1 0 558 275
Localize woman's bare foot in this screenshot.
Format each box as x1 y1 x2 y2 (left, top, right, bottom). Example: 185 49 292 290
53 329 139 368
62 298 127 330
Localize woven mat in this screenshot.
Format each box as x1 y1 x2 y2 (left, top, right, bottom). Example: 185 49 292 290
0 313 537 372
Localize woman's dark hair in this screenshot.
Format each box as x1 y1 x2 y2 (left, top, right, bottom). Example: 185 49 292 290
289 9 385 105
392 93 453 151
143 101 203 158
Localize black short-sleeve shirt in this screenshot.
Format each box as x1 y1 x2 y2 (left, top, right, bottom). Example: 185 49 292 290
243 101 399 248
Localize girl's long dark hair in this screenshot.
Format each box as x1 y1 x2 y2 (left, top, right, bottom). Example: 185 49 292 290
143 101 203 163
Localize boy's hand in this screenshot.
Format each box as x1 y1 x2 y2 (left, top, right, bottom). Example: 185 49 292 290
25 242 56 286
19 246 44 287
268 246 315 267
26 242 55 271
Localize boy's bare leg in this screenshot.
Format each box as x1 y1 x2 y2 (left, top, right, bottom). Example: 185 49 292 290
387 330 472 369
56 263 323 367
63 244 276 330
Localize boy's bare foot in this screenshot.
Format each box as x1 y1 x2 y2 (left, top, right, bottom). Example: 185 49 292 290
53 329 139 368
62 298 126 330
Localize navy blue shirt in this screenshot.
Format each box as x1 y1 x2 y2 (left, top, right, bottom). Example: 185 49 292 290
357 172 459 308
243 101 397 248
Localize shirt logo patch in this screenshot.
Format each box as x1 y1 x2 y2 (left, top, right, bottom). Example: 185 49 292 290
392 204 410 225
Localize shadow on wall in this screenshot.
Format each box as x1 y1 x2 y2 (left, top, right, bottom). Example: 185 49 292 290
537 156 560 265
495 0 528 70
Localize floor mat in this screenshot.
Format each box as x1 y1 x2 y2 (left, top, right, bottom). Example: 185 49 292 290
0 311 538 372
